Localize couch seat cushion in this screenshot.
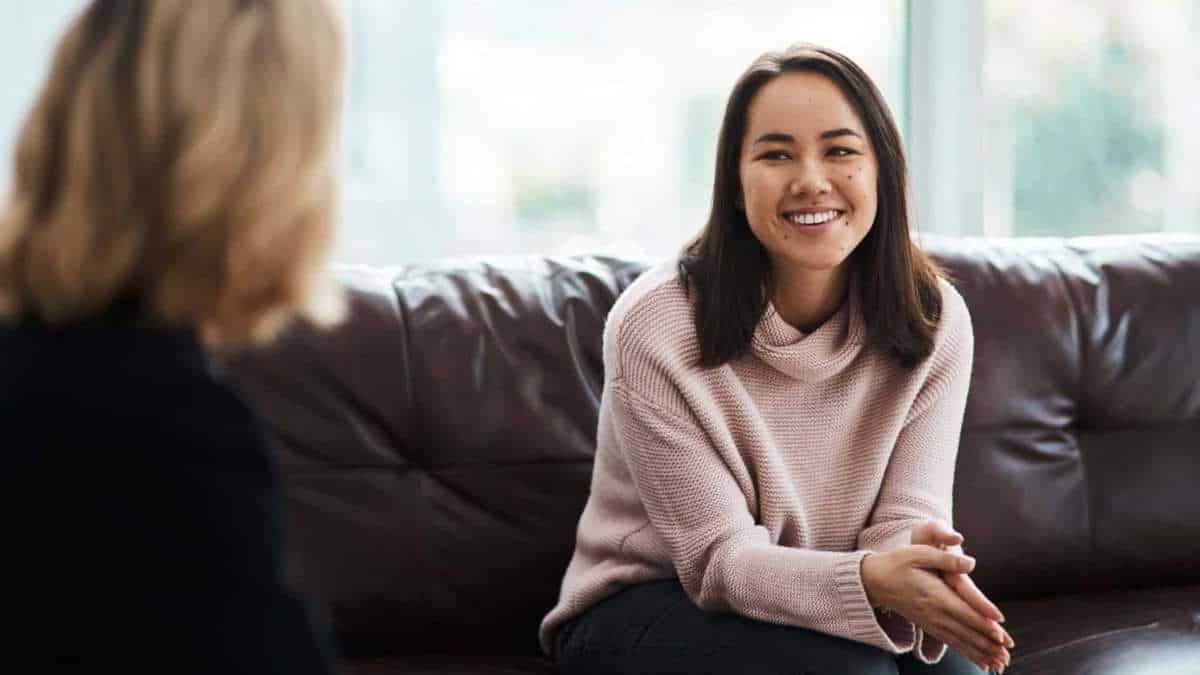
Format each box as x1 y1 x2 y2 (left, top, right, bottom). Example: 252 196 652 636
1002 584 1200 674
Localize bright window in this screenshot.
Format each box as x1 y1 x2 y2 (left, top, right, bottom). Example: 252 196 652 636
983 0 1200 237
16 3 1193 257
340 0 906 264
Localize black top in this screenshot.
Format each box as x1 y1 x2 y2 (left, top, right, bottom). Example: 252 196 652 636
2 312 335 673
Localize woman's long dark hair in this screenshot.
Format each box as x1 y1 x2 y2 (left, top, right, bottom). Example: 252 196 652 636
678 43 945 369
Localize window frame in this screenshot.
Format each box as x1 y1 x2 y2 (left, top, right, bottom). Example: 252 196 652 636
904 0 987 237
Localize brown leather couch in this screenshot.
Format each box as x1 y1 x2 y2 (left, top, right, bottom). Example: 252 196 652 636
224 234 1200 674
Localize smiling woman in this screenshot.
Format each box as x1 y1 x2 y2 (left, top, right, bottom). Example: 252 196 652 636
736 71 880 333
543 44 1014 675
680 45 942 371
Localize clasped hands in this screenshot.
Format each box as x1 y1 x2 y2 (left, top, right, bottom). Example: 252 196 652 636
860 521 1014 673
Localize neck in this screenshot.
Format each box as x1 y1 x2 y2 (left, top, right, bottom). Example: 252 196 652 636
769 263 851 334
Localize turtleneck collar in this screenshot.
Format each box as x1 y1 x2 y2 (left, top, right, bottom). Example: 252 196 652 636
750 280 866 382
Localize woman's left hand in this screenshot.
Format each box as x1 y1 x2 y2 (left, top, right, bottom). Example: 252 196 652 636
910 521 1015 651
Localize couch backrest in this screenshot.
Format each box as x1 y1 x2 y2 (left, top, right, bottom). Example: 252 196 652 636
925 235 1200 599
224 235 1200 657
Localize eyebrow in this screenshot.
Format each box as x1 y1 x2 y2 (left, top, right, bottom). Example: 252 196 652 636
751 128 863 145
752 132 795 145
820 127 862 140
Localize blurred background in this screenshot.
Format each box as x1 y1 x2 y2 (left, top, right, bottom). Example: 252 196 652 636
4 0 1198 265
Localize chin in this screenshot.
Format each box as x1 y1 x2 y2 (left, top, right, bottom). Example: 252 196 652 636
782 252 851 272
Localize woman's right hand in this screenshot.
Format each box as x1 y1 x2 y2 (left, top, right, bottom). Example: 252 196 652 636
861 546 1012 673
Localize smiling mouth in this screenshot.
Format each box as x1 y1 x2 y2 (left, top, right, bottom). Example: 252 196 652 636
781 209 843 226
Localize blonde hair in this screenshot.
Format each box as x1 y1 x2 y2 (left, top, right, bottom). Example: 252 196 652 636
0 0 346 345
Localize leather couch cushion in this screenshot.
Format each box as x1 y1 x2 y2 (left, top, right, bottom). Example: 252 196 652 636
925 235 1200 599
1001 583 1200 674
225 256 650 655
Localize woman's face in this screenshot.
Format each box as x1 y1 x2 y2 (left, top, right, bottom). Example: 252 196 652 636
738 71 878 280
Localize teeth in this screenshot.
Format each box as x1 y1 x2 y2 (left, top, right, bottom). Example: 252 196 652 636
786 210 839 225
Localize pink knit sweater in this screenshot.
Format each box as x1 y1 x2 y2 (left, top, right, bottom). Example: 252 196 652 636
538 261 975 665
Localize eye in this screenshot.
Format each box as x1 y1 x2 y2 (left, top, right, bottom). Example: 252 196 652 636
828 146 859 158
759 149 791 161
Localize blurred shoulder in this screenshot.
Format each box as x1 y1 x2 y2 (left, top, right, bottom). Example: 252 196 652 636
3 319 270 469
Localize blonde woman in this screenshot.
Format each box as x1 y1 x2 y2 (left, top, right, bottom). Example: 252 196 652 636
1 1 345 670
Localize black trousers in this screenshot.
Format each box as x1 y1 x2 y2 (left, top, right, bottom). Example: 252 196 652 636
556 579 988 675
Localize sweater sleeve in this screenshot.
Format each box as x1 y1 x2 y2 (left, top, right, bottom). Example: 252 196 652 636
855 282 975 665
611 379 915 655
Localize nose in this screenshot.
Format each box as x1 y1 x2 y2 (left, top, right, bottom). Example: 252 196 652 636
789 160 832 197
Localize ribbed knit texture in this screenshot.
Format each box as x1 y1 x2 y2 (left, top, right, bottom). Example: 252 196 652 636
539 260 975 666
